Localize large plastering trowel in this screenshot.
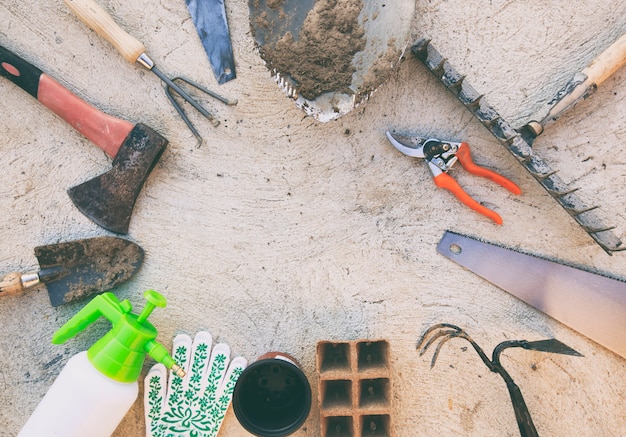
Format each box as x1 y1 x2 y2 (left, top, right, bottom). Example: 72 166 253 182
0 236 144 306
249 0 415 122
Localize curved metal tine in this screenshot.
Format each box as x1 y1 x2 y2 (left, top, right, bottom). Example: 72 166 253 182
165 80 225 146
417 323 495 371
416 323 461 353
416 323 468 368
165 86 203 147
173 76 238 106
418 328 458 356
429 331 466 368
152 66 219 126
164 76 239 146
417 323 462 347
429 330 492 369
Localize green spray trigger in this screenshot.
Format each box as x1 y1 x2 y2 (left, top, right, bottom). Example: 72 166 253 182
52 290 185 382
136 290 166 323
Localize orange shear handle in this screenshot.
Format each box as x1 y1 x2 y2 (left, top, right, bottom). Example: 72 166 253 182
433 172 504 224
456 142 522 195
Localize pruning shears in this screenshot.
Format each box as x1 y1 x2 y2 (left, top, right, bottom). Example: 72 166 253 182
386 131 521 224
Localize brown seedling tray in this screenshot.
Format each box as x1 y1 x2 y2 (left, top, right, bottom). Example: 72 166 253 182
317 340 393 437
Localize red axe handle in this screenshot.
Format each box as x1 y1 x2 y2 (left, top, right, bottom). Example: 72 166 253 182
0 45 133 158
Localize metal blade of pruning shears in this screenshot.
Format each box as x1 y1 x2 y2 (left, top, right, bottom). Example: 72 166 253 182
386 132 427 158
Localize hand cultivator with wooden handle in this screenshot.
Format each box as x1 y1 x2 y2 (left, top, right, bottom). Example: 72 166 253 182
64 0 237 145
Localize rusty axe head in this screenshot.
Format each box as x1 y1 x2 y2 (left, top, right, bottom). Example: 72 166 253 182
0 45 169 235
67 123 167 234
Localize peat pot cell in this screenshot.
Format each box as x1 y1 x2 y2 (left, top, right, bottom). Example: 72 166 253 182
322 379 353 409
360 414 391 437
359 378 390 408
319 342 352 373
357 341 389 371
324 416 354 437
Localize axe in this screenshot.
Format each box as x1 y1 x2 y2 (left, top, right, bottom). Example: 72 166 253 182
0 44 167 234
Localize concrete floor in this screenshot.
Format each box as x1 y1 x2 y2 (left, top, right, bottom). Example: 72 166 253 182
1 1 625 436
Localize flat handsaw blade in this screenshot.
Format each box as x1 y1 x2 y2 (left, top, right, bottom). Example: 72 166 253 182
186 0 236 84
437 231 626 359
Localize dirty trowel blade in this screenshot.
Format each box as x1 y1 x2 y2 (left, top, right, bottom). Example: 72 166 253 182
249 0 415 122
34 236 144 306
187 0 236 84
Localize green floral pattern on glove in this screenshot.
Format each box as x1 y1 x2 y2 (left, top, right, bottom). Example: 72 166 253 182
144 332 247 437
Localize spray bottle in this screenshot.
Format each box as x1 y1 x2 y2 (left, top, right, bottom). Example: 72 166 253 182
19 290 185 437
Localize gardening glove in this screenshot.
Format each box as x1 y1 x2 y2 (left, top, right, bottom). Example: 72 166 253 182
144 331 247 437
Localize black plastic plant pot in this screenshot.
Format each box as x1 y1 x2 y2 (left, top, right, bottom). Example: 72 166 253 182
233 353 312 437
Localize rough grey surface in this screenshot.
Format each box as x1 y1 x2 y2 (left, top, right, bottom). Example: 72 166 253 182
0 1 625 436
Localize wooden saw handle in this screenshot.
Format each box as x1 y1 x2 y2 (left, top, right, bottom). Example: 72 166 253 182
0 273 26 296
64 0 146 64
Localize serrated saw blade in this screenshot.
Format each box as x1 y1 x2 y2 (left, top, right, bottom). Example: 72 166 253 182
437 231 626 359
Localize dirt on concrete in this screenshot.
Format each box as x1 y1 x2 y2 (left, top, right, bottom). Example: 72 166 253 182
0 1 625 436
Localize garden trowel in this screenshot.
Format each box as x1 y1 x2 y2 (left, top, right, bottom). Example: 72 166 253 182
0 236 144 306
249 0 415 122
186 0 236 84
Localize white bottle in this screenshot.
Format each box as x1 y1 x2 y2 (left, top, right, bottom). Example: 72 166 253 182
18 351 137 437
19 290 184 437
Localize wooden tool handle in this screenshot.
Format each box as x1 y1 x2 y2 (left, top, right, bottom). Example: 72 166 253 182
583 32 626 87
0 273 25 296
64 0 146 64
541 32 626 125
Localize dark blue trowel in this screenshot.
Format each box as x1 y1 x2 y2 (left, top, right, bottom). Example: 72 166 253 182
186 0 236 84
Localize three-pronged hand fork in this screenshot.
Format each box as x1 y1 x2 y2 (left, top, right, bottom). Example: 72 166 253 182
164 76 238 146
64 0 238 147
416 323 583 437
